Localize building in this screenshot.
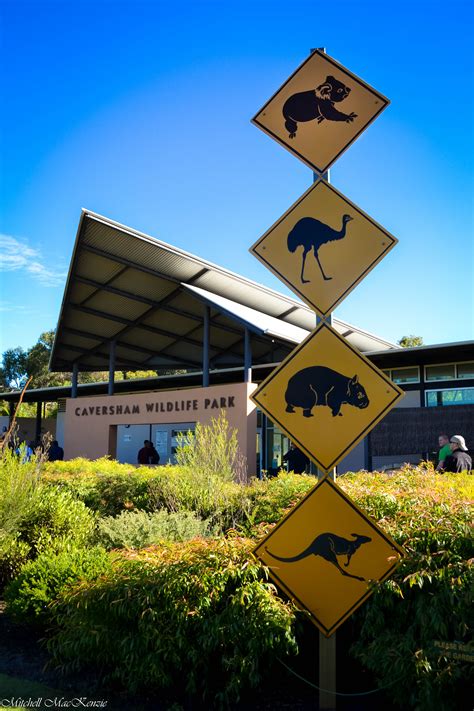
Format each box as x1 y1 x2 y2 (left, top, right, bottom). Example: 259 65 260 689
2 210 473 474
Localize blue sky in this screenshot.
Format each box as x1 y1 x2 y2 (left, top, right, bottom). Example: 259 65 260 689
1 0 473 356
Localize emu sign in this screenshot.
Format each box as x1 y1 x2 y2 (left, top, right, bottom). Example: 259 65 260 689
251 49 389 174
250 179 398 318
251 322 404 472
254 476 405 636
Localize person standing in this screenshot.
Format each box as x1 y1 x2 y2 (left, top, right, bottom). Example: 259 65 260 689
48 440 64 462
436 434 452 471
443 436 472 473
283 442 309 474
137 440 160 466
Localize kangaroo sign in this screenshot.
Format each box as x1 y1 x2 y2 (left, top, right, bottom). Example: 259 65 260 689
251 322 404 472
252 49 389 174
254 476 405 636
250 178 397 318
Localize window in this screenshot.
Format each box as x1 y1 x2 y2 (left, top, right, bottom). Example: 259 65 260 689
425 388 474 407
390 367 420 384
457 362 474 379
425 364 455 381
382 367 420 384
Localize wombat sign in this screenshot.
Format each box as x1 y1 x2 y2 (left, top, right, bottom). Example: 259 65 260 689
285 365 369 418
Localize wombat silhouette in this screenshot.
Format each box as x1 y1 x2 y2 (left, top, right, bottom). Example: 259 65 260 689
266 532 371 582
285 365 369 418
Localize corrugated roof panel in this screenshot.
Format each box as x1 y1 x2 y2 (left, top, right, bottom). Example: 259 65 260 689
63 310 124 339
114 345 151 364
121 329 177 352
142 310 198 335
75 252 125 284
62 333 102 350
84 291 151 322
111 268 177 301
68 282 97 304
83 220 204 282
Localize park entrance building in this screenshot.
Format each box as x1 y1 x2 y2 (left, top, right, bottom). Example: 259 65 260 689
2 210 473 474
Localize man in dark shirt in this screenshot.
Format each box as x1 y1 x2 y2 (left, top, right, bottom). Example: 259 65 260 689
443 435 472 473
48 440 64 462
283 443 309 474
137 440 160 466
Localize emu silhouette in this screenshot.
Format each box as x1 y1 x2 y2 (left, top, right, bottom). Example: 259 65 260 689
266 532 371 582
287 214 353 283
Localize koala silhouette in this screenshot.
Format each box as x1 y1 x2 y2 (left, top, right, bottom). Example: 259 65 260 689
283 75 358 138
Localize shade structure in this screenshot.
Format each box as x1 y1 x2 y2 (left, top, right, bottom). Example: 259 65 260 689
50 210 397 373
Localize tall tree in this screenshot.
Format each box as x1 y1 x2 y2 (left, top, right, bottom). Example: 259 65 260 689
1 347 28 389
398 335 424 348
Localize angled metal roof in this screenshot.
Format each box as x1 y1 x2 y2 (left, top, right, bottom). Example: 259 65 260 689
49 209 397 372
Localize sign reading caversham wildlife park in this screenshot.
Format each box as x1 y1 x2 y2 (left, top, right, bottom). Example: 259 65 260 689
252 49 389 174
250 179 397 318
250 322 404 472
254 476 405 636
73 395 237 417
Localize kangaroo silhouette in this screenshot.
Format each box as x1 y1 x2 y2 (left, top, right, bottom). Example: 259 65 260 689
266 532 371 582
287 214 353 283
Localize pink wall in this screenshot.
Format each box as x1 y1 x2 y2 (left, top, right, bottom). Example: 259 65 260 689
64 382 257 476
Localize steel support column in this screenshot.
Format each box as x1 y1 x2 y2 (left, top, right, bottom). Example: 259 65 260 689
244 327 252 383
202 305 210 387
35 401 42 445
108 340 116 396
71 363 79 399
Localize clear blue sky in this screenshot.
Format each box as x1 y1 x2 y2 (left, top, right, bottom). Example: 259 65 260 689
1 0 473 356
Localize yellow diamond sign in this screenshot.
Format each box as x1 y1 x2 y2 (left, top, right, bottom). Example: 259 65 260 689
254 476 405 636
252 49 389 174
250 178 397 318
251 322 404 472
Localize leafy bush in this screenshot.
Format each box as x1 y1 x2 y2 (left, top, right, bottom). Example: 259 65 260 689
96 509 215 549
17 486 96 554
5 545 112 626
47 538 297 706
0 445 42 537
0 534 31 590
340 467 473 710
175 409 245 482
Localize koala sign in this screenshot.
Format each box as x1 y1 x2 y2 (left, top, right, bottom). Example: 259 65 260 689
283 76 358 139
252 49 389 174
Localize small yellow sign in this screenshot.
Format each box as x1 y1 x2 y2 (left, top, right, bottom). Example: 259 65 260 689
252 49 389 174
254 476 405 636
251 179 397 318
251 322 404 472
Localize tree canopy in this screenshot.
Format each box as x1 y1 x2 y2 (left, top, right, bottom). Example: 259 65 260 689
397 335 424 348
0 329 167 393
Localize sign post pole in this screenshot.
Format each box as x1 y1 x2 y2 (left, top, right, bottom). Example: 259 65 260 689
313 47 337 711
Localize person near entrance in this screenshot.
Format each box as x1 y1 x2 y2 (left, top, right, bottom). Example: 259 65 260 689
443 435 472 473
283 442 309 474
137 440 160 466
48 440 64 462
436 433 452 471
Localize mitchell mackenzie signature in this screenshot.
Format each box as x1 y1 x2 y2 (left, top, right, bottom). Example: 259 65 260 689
1 698 108 709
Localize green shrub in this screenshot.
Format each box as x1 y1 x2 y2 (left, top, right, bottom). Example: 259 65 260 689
0 534 31 591
175 410 245 482
17 486 96 554
47 538 297 706
5 545 112 626
0 446 42 537
96 509 215 549
340 468 473 710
